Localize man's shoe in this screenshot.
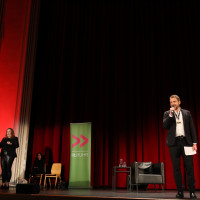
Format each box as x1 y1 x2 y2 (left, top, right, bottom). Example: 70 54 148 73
176 191 184 199
190 192 197 199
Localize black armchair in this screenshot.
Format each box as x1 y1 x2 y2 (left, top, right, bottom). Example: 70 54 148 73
127 161 165 192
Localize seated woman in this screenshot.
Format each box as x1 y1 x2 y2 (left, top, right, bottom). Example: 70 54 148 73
30 152 45 182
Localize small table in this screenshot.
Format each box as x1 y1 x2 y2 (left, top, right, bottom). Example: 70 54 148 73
112 166 131 191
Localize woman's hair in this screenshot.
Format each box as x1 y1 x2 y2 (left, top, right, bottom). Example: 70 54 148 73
6 128 15 138
36 152 43 160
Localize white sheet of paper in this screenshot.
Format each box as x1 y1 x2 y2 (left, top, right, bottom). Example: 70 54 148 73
184 146 196 156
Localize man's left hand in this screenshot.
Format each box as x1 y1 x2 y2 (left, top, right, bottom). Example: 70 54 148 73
193 144 197 152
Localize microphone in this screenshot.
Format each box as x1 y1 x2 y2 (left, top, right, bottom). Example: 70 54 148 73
171 106 175 114
171 106 175 113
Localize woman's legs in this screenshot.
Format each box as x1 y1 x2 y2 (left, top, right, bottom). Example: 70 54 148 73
1 156 7 187
1 155 14 189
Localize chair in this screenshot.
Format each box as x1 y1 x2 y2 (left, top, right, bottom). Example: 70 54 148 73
29 163 46 186
127 161 165 192
44 163 62 188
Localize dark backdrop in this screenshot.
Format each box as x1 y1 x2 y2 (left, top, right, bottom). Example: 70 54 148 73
26 0 200 189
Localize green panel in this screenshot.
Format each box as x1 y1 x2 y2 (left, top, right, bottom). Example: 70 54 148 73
69 122 91 188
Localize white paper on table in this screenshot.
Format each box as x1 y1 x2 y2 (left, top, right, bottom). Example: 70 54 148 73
184 146 197 156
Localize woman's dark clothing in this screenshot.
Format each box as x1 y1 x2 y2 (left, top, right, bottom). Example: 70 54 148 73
0 137 19 182
30 158 45 183
1 155 14 183
32 159 45 175
0 137 19 157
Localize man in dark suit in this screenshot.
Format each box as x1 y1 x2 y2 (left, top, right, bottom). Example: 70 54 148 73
163 95 197 199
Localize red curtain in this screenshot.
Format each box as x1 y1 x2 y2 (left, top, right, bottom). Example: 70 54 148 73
26 0 200 189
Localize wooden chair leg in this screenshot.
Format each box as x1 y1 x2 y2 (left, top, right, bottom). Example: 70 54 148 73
55 177 57 188
49 178 51 187
44 176 46 187
39 175 42 186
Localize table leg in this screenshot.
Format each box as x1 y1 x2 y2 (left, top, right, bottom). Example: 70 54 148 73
112 168 116 191
129 170 131 191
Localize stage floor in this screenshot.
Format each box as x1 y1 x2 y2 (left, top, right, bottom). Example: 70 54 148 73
0 187 199 200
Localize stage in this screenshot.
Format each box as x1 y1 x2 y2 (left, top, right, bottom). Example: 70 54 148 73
0 188 199 200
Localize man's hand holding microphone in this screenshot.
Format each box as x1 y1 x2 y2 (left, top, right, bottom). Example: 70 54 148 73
170 106 176 116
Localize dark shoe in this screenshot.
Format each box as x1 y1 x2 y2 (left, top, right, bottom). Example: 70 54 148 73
190 192 197 199
4 185 9 190
0 185 5 190
176 191 184 199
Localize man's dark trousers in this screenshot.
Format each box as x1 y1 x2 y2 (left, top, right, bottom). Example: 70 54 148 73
169 137 195 193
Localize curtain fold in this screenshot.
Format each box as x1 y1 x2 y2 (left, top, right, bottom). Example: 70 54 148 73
0 0 6 51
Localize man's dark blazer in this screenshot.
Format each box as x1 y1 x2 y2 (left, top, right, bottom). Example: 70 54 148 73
163 109 197 146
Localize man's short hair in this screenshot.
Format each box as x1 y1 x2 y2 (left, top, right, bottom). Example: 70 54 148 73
169 94 180 101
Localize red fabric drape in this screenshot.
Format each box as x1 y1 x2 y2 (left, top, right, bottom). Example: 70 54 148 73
27 0 200 189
